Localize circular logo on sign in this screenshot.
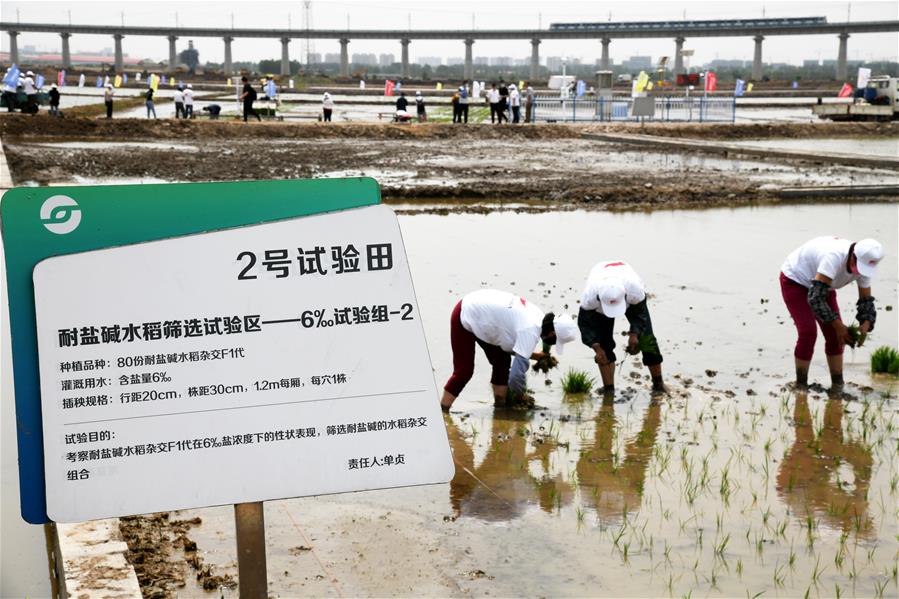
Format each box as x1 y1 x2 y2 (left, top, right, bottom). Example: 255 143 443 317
40 195 81 235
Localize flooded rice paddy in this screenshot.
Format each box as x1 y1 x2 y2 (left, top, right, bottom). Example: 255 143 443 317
162 202 897 598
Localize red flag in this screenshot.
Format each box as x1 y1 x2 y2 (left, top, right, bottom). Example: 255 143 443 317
57 70 65 86
837 83 853 98
384 80 395 97
704 71 717 92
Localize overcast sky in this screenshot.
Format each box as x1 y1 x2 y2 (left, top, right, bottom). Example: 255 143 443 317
2 0 897 65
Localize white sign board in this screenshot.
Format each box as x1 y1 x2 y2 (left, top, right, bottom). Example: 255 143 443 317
33 205 454 522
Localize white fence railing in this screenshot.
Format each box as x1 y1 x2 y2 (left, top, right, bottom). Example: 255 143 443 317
532 94 736 123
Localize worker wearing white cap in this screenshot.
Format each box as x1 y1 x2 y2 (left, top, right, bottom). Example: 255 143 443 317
780 236 883 389
22 70 37 113
441 289 578 411
578 260 665 395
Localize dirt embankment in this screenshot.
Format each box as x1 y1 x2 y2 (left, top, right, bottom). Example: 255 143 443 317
1 113 895 142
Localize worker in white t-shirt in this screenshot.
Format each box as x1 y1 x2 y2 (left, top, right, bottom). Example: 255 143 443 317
780 236 883 389
183 83 195 118
578 260 665 395
173 87 185 119
442 289 578 411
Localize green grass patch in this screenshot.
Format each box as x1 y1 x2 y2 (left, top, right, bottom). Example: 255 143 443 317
561 368 595 394
870 346 899 375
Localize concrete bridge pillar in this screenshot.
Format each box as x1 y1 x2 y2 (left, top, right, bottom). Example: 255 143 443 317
836 32 849 81
280 37 291 75
7 31 18 66
600 37 611 70
530 38 540 81
752 35 764 81
223 36 233 75
463 38 474 80
401 38 410 78
339 38 349 78
60 32 72 69
113 34 124 73
168 35 178 72
674 36 685 74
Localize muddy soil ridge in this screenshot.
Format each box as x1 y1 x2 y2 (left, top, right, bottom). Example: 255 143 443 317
1 114 896 141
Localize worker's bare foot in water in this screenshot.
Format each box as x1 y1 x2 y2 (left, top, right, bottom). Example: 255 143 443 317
440 390 456 412
601 384 615 398
651 377 667 395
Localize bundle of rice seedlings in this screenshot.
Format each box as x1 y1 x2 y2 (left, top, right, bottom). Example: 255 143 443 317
636 334 659 355
532 354 559 374
870 346 899 376
847 323 866 348
506 388 536 410
561 368 595 394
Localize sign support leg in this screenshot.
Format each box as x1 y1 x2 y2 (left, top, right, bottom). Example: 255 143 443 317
234 501 268 598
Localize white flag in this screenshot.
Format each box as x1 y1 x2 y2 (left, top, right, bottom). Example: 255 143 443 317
856 67 871 90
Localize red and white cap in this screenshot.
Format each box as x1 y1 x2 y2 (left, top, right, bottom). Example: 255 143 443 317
598 279 627 318
552 314 578 355
854 238 883 278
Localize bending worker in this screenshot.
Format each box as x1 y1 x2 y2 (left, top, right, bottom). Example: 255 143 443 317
577 260 665 394
780 236 883 389
441 289 578 411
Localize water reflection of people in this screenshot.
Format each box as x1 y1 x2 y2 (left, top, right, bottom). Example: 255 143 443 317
777 394 872 536
576 398 661 520
446 414 573 521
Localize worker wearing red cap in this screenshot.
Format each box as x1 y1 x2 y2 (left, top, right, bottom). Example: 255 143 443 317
780 236 884 390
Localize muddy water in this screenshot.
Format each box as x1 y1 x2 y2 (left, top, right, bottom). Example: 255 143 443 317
731 137 899 159
163 203 898 598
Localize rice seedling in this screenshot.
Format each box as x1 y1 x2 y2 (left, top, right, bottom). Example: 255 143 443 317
846 322 866 348
870 346 899 375
560 368 595 394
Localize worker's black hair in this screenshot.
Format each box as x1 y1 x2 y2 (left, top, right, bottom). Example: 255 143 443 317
541 312 556 341
241 76 248 82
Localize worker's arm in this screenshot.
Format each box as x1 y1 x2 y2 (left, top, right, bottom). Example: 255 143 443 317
578 307 610 366
508 354 529 394
856 285 875 336
809 273 850 344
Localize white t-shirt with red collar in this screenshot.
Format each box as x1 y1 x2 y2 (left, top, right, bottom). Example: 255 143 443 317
782 236 871 290
460 289 543 358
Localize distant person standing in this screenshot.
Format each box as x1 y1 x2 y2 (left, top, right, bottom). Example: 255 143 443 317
509 84 521 123
1 70 16 112
173 86 185 119
240 76 261 122
104 84 114 118
458 83 469 124
487 83 500 123
48 83 60 117
322 91 334 122
145 87 157 119
395 91 409 113
498 79 509 121
524 81 535 123
183 84 195 118
415 91 427 122
23 70 38 114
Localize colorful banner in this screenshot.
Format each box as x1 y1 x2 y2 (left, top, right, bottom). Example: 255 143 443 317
856 67 872 89
113 75 122 88
35 74 45 89
435 82 442 91
746 82 754 93
576 80 586 97
151 74 159 92
384 79 395 97
95 76 103 88
3 64 20 88
704 71 718 92
57 70 65 87
734 79 746 97
837 82 854 98
634 71 650 94
78 73 85 87
265 79 277 98
123 73 128 85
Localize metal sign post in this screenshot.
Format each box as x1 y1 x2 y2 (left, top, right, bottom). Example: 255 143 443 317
234 502 267 598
